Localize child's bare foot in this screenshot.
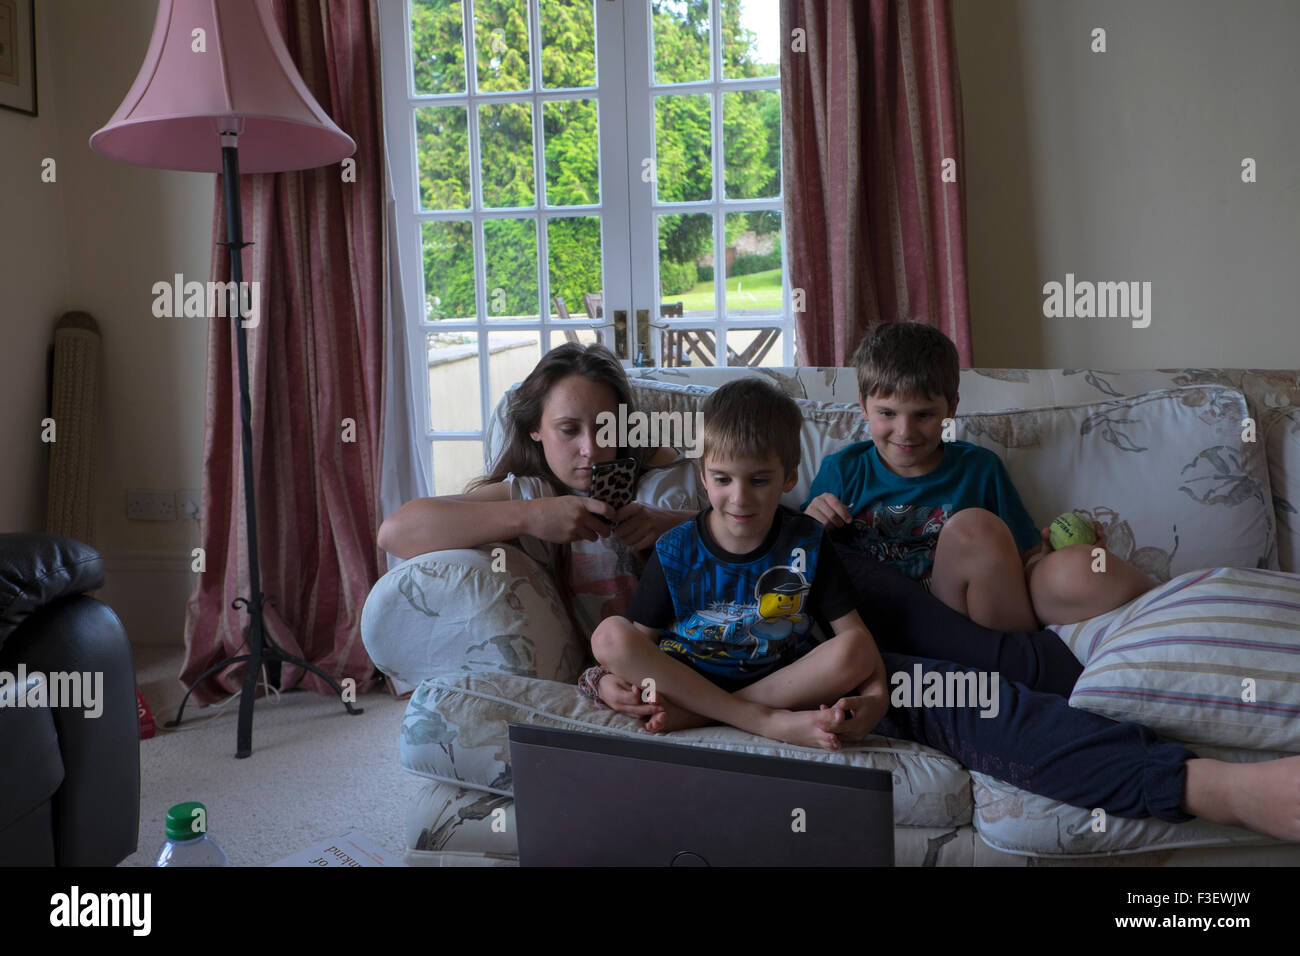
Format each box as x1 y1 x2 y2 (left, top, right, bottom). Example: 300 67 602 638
816 703 853 732
764 708 843 750
642 695 713 734
1188 756 1300 842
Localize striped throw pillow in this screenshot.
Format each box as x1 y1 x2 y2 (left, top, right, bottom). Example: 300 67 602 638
1056 567 1300 752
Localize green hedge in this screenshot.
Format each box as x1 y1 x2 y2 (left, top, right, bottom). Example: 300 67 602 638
659 259 698 296
730 250 781 277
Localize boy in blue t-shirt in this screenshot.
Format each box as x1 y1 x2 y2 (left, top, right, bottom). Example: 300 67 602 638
803 323 1154 629
584 379 890 750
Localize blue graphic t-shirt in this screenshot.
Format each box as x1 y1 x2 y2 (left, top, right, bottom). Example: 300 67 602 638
800 439 1039 582
628 506 858 679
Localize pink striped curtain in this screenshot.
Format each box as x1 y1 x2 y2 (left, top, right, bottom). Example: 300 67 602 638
782 0 971 366
181 0 386 704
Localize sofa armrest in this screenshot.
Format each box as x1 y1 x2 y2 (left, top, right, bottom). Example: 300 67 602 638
0 534 104 650
362 542 588 691
0 595 139 866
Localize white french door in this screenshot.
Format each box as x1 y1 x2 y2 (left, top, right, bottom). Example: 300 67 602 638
380 0 788 494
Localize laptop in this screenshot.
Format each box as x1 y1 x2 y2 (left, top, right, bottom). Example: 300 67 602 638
509 723 894 866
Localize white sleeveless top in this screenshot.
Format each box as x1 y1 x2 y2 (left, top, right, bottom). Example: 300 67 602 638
503 473 644 639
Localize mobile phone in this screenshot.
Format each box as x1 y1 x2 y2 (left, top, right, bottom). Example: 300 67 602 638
589 457 640 519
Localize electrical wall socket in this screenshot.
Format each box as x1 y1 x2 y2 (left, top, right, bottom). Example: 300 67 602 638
177 488 201 520
126 489 176 521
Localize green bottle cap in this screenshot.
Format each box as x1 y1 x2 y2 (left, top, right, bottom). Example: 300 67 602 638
165 801 210 841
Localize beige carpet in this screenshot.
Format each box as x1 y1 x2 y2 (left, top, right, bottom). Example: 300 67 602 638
124 645 423 866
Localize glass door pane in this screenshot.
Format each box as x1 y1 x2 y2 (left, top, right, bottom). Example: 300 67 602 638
401 0 633 490
625 0 786 368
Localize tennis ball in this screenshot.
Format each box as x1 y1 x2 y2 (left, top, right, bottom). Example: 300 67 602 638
1049 512 1097 550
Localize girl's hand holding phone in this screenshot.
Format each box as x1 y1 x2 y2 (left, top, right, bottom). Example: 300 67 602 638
610 502 690 552
526 496 615 543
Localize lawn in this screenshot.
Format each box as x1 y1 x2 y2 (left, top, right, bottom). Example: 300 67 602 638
666 267 784 313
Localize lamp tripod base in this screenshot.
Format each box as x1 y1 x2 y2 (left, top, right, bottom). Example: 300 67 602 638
165 593 364 759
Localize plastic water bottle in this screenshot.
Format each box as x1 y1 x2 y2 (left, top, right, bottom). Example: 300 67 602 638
155 801 229 866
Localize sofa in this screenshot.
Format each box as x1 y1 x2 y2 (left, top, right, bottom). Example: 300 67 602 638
362 367 1300 865
0 533 141 866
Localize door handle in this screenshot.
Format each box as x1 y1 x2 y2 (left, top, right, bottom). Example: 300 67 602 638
612 309 628 359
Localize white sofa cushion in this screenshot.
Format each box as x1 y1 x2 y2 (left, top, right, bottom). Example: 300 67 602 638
403 781 518 866
954 386 1277 580
970 744 1300 858
1266 409 1300 572
1051 566 1300 752
361 543 587 690
398 671 975 829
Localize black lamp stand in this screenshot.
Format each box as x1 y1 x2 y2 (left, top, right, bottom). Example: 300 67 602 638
166 139 364 757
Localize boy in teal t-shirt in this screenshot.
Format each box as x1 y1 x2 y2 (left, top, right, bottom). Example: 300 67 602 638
803 323 1154 629
805 438 1040 585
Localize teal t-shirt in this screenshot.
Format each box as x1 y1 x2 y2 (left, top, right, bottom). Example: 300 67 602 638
801 439 1040 581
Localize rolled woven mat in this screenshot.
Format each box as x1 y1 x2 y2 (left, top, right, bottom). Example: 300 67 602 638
45 311 101 550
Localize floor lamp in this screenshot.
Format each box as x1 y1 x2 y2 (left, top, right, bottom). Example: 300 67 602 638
91 0 364 757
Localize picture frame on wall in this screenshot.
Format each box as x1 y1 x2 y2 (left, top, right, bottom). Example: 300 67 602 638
0 0 36 117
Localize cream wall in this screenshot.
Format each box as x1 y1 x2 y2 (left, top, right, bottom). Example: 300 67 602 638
58 0 213 645
1 0 213 644
955 0 1300 368
0 0 71 533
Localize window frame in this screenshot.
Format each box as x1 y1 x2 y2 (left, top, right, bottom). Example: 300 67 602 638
380 0 793 493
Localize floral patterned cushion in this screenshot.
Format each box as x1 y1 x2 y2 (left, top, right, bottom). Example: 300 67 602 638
403 781 518 866
1266 409 1300 572
955 386 1276 580
971 741 1300 858
361 543 587 691
398 671 974 829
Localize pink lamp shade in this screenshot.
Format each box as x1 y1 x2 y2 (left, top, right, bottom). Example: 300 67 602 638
90 0 355 173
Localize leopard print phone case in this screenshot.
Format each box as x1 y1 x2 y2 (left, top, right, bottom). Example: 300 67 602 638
590 457 640 515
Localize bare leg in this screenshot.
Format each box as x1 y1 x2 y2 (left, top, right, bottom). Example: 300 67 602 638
1184 756 1300 842
646 628 881 734
1028 545 1154 625
644 697 713 734
591 616 844 749
929 508 1039 631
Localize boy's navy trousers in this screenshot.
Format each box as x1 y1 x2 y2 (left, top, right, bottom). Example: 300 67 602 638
842 550 1194 823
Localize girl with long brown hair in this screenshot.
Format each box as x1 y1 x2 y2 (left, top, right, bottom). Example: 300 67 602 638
378 343 694 718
